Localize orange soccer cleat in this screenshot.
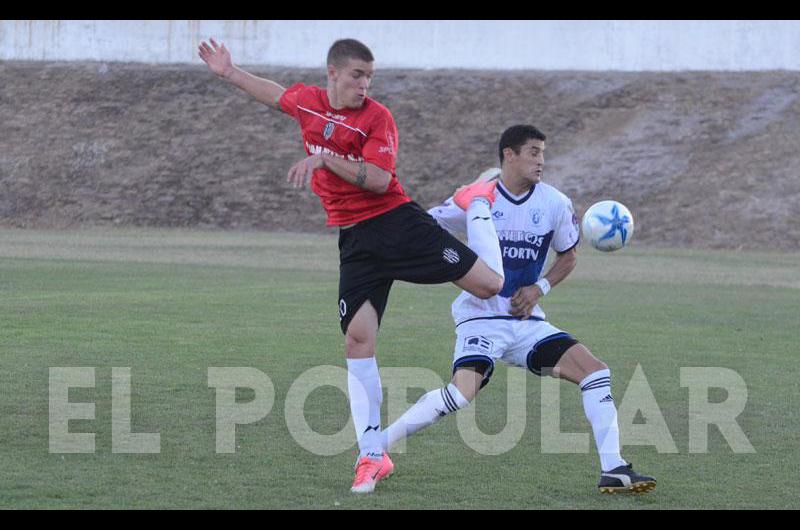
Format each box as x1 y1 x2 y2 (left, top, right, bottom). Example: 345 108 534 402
453 180 498 210
350 453 395 494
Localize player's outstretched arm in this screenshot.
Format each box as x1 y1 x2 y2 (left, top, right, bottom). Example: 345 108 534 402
198 38 285 110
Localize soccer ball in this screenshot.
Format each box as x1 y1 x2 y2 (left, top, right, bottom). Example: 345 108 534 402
581 200 635 252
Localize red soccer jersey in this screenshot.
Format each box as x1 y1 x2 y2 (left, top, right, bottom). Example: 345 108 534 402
278 83 411 226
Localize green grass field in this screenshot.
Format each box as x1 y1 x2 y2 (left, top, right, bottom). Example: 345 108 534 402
1 229 798 509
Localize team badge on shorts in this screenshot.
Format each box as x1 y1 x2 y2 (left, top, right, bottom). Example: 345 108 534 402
463 336 493 355
323 121 335 140
442 247 460 264
338 299 347 320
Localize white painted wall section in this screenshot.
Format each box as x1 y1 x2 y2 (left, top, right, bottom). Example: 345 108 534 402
1 20 799 71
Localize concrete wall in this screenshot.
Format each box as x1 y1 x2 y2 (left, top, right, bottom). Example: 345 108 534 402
2 20 800 71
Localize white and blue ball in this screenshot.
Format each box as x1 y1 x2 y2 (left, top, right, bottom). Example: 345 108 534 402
581 200 635 252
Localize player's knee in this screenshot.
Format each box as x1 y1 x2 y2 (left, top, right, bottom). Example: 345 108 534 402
452 361 492 399
474 273 504 299
345 329 376 358
575 345 608 372
488 273 504 297
574 360 609 383
567 346 609 382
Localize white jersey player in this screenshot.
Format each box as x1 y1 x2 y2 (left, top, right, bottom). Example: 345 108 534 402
380 125 656 494
433 172 579 325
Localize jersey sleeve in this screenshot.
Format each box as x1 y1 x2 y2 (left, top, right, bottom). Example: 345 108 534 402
427 197 467 238
552 195 581 252
277 83 306 121
361 109 398 173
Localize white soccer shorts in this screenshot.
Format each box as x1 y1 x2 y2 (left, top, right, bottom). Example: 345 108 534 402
453 317 567 375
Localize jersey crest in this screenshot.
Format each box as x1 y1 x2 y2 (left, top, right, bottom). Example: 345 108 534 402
323 121 335 140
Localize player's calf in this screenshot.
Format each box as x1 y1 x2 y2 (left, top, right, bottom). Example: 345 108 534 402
452 180 505 295
550 343 608 384
529 337 629 476
381 365 486 451
381 382 472 452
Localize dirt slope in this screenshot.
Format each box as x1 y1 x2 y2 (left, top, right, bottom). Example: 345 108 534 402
1 61 798 250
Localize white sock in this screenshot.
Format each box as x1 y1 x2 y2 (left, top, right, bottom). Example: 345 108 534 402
381 383 470 451
466 199 504 279
580 369 627 472
347 358 383 460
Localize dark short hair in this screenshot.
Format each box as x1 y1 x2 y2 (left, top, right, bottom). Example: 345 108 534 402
498 125 547 164
327 39 374 67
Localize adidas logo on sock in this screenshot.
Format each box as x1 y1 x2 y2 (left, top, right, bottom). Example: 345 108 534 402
600 394 614 403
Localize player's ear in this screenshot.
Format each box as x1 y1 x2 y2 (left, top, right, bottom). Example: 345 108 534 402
502 146 516 161
327 64 338 81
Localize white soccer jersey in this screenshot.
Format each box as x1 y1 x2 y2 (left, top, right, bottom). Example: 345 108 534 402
429 180 580 325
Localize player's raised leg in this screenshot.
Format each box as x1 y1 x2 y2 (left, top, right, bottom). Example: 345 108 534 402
553 344 656 494
452 180 505 299
344 301 394 493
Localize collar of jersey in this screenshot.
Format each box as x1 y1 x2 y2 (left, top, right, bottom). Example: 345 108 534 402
320 88 370 117
496 180 536 205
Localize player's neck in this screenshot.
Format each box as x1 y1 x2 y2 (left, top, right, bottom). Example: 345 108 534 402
326 86 347 110
500 174 534 196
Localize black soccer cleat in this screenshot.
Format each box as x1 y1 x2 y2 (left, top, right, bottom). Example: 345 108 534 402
598 463 656 494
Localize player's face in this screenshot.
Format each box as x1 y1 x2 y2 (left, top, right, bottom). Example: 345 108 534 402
329 58 374 109
507 139 545 183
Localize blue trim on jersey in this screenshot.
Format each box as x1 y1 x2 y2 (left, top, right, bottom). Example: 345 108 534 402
556 236 580 254
456 315 545 328
496 181 536 205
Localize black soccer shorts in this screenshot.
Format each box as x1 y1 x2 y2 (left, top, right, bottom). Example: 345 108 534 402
337 201 478 334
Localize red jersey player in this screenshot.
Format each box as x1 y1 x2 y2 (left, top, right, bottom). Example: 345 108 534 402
199 37 504 494
280 79 409 226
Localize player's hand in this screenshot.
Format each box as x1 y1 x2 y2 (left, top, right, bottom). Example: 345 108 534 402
509 285 542 318
198 38 234 78
287 155 325 189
